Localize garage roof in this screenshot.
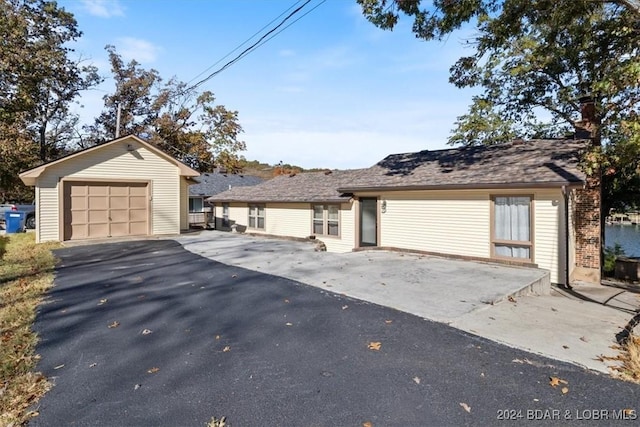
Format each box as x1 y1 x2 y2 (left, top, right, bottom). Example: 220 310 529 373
19 135 200 186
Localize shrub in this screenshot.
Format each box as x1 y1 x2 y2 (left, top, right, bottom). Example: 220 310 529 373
604 243 626 276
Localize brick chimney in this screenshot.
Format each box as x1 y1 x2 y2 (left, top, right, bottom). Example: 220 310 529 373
571 95 602 284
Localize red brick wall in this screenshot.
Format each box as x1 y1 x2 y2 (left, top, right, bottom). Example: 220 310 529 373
574 173 601 273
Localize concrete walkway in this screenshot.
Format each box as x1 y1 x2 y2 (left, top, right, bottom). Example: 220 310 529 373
177 232 548 322
176 231 638 376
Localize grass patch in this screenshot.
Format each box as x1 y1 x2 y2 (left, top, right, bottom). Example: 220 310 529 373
0 233 60 425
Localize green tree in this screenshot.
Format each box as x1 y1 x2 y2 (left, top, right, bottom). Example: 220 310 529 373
87 46 246 172
0 0 101 200
358 0 640 212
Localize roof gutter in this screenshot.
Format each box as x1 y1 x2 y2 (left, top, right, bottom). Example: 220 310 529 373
338 181 585 193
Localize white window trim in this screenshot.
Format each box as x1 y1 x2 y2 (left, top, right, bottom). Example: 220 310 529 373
312 204 340 237
248 204 265 230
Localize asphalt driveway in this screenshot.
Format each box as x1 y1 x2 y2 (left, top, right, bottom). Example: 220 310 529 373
32 240 640 426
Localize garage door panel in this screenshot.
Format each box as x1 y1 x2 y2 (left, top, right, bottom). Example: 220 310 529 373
110 196 128 209
129 221 147 235
130 208 147 221
130 196 147 209
70 197 87 210
110 209 128 222
109 185 128 196
64 181 149 241
89 196 108 210
88 210 109 222
88 185 108 196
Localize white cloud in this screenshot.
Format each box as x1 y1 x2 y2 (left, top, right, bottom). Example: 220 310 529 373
116 37 162 63
81 0 124 18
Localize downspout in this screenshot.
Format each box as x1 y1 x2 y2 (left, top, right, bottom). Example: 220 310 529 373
562 185 572 290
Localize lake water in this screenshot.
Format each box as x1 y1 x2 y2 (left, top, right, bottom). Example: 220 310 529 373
605 224 640 256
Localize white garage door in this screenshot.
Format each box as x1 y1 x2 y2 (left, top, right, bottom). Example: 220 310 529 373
63 181 149 240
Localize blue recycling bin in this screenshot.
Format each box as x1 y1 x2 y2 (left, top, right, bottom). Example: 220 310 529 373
5 211 25 233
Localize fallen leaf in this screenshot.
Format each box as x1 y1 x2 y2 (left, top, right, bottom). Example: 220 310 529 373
362 422 373 427
551 307 558 312
342 305 349 310
561 387 569 394
562 345 569 349
380 282 386 286
549 376 568 388
508 296 517 303
98 299 108 305
223 346 231 352
489 317 496 320
580 336 588 342
53 364 64 370
624 409 635 416
285 322 293 326
460 402 471 413
368 341 382 351
89 363 97 368
147 367 160 374
413 376 421 384
108 321 120 328
385 320 393 324
134 384 142 390
141 329 152 335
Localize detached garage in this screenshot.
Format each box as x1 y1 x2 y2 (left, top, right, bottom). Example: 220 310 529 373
19 135 200 243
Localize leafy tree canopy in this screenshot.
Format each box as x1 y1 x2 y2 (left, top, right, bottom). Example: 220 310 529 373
86 46 246 173
0 0 100 201
358 0 640 211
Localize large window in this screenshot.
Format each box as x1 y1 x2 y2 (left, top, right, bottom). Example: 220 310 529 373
312 204 339 236
248 204 265 229
189 197 203 213
492 196 532 261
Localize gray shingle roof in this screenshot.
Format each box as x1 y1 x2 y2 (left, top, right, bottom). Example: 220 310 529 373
338 139 589 192
206 139 589 203
189 172 264 197
207 170 362 203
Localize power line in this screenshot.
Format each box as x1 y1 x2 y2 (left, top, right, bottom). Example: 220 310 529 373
249 0 327 53
186 0 315 92
186 0 308 86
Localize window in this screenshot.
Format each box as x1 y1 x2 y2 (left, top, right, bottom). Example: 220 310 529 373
222 203 229 227
312 204 340 236
492 196 532 261
248 204 265 229
189 197 203 213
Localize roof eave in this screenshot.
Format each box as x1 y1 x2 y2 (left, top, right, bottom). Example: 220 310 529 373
338 180 585 193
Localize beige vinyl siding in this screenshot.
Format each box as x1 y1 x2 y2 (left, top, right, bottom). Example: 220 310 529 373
37 172 62 243
250 203 311 237
323 202 355 253
36 139 182 241
375 190 491 258
180 177 189 230
225 203 249 230
532 189 565 284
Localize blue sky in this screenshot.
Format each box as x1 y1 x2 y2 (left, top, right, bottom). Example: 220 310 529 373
59 0 478 169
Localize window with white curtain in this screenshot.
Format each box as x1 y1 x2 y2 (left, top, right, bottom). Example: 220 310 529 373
492 196 532 261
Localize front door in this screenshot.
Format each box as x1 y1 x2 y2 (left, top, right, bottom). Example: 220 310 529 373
359 198 377 247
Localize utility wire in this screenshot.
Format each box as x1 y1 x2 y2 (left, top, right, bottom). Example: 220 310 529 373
186 0 308 85
250 0 326 52
186 0 313 92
